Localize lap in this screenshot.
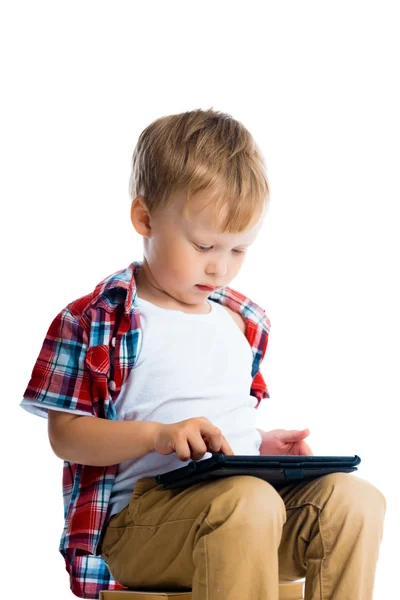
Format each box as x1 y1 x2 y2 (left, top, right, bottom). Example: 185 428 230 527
101 471 385 563
105 474 285 533
100 472 386 588
104 471 384 535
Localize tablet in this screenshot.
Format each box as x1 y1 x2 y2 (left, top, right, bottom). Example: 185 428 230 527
155 454 361 489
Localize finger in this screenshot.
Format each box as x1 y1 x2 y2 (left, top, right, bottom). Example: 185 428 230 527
298 442 313 455
300 428 310 436
279 429 310 442
220 435 235 456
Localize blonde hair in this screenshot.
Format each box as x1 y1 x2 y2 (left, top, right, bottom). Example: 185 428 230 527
129 108 269 233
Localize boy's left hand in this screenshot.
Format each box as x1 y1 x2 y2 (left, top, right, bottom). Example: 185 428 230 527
257 428 313 456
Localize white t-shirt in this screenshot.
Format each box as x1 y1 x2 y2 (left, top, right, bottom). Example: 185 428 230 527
107 296 262 517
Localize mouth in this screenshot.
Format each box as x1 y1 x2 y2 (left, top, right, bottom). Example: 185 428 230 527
196 284 216 291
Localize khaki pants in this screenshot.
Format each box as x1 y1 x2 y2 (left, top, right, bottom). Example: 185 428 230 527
101 472 386 599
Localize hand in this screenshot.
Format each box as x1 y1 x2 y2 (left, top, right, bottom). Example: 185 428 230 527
257 428 313 456
153 417 235 461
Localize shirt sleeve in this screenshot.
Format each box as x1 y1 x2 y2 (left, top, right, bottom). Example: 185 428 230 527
20 306 96 420
19 401 94 419
249 314 271 408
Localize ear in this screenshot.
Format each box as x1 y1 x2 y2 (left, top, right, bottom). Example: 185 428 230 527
130 196 151 237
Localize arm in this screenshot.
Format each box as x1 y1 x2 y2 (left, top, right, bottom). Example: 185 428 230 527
48 410 163 466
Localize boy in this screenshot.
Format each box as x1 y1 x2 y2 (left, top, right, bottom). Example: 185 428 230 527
20 108 386 599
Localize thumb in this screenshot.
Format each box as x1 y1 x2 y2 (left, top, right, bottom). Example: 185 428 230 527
280 429 310 441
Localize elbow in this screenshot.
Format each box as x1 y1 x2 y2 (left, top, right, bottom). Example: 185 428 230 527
48 434 65 461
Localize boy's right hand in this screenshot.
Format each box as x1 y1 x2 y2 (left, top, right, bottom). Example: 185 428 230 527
153 417 235 461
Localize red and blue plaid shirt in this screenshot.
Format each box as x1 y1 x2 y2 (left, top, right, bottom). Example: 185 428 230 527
20 260 271 599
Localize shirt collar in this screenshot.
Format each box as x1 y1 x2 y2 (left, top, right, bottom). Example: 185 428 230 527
89 259 269 332
91 260 141 314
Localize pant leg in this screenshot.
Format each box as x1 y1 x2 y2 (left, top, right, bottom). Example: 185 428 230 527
101 474 288 600
276 472 387 600
101 471 386 600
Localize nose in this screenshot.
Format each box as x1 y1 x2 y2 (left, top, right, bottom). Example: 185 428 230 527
205 257 228 278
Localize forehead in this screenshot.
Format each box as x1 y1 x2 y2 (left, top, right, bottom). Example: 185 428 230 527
172 188 265 243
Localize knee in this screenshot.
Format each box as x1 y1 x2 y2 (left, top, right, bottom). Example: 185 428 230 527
323 472 387 519
210 475 286 525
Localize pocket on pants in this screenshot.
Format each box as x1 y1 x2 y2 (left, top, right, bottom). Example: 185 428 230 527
126 477 156 522
102 478 155 559
130 478 150 503
102 524 130 562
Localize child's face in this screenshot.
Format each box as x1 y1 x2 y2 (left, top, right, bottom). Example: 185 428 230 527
131 187 266 310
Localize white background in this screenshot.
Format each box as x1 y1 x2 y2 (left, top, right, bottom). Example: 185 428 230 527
1 1 398 598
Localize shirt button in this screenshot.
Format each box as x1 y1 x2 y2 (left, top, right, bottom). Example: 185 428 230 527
108 380 116 391
111 337 116 347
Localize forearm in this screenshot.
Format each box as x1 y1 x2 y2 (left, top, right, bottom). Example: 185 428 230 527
50 416 163 467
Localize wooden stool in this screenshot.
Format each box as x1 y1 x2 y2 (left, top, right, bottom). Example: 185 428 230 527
99 580 305 599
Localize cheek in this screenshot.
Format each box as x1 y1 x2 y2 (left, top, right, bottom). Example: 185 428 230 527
173 244 195 271
164 240 195 279
229 255 246 275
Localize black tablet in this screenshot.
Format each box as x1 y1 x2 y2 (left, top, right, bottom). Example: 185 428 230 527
155 454 361 489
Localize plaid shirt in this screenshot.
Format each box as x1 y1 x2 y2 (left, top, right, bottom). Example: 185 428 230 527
20 260 271 599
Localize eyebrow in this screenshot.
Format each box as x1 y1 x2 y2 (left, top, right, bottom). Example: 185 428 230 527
196 240 252 249
188 225 254 248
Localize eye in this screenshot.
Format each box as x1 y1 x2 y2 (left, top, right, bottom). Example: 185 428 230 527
194 244 245 255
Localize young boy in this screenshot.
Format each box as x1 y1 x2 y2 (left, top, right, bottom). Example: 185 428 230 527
20 108 386 600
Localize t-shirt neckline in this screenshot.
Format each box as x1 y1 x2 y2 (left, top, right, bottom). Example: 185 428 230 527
136 296 215 317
